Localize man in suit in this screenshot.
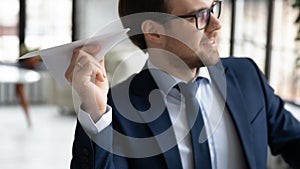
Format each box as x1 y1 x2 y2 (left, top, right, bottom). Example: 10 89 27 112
65 0 300 168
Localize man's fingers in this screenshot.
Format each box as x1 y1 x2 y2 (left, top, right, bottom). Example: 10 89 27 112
76 58 106 82
65 64 74 82
65 49 82 82
75 45 101 56
65 45 102 83
76 55 106 80
70 45 101 70
99 58 107 78
74 61 106 84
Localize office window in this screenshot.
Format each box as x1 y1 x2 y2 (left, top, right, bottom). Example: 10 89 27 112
0 0 72 62
270 0 300 103
230 0 300 104
25 0 72 49
218 0 231 57
0 0 20 62
233 0 268 71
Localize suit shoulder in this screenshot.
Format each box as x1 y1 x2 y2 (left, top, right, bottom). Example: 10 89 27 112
221 57 260 72
221 57 257 67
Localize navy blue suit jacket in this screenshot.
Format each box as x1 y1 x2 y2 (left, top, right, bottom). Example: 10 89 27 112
71 58 300 169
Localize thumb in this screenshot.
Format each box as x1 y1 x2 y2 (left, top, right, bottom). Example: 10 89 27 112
99 58 107 78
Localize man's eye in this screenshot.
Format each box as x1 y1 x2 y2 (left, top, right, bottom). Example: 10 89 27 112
198 12 208 19
198 12 208 21
186 17 195 22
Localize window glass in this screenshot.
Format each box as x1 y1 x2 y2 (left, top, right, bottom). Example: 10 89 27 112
0 0 19 62
0 0 72 62
218 0 231 58
25 0 72 49
233 0 268 71
270 0 300 103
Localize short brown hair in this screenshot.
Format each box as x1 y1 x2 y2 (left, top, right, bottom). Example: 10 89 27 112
118 0 169 51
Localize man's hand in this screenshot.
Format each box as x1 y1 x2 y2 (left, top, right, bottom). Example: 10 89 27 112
65 45 109 122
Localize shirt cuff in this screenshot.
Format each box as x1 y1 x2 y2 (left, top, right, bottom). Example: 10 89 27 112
78 105 112 135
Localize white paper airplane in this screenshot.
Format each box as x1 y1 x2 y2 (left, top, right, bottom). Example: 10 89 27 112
20 28 130 86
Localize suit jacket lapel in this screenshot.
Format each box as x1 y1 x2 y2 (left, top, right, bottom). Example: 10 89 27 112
131 68 183 169
210 62 256 169
131 62 257 168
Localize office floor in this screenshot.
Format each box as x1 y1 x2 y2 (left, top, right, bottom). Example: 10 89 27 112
0 103 299 169
0 105 76 169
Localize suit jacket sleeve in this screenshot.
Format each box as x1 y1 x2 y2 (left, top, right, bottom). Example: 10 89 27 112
247 58 300 168
70 119 129 169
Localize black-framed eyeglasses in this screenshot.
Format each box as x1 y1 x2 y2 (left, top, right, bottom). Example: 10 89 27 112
169 0 222 30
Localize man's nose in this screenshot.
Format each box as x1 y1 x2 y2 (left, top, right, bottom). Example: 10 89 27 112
205 14 222 33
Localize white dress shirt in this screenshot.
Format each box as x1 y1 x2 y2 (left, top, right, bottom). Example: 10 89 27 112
78 60 247 169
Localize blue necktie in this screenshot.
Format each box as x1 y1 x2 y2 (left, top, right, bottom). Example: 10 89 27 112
177 78 212 169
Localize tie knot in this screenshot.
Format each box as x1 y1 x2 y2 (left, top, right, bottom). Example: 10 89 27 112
176 77 201 98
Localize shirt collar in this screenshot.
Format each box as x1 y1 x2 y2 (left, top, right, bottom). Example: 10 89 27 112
147 59 211 95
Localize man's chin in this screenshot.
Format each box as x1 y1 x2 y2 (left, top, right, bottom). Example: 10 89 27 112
203 56 220 66
196 50 220 67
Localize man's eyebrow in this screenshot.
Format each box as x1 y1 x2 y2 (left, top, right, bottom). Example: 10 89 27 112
181 0 215 16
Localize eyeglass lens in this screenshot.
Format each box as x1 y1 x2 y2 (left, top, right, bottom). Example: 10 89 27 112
197 1 221 29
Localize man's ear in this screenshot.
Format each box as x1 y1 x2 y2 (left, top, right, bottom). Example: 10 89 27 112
141 20 166 46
